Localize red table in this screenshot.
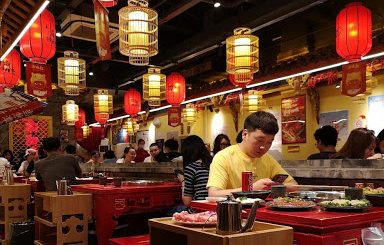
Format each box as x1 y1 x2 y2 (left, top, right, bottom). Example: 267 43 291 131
72 182 182 245
191 201 384 245
75 177 114 184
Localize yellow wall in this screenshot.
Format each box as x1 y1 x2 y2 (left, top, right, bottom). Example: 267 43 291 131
138 77 384 160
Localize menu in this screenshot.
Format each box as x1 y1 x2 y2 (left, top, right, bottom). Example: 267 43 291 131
281 95 306 144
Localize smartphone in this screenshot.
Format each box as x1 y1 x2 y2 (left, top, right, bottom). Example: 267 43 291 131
272 174 289 183
174 169 184 177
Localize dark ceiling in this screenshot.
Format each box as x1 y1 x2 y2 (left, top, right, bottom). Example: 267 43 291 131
2 0 384 122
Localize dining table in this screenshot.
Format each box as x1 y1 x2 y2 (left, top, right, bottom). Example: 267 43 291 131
71 181 182 245
191 200 384 245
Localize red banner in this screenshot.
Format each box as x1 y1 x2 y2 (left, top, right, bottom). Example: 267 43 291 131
341 61 366 97
26 62 52 98
168 107 181 127
281 95 306 144
0 90 46 125
94 0 111 61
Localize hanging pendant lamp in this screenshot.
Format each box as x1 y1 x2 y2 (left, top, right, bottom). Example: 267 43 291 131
57 51 86 96
119 0 158 66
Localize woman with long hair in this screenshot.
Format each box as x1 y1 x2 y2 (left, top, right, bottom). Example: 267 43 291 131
182 135 212 207
212 134 231 155
331 128 376 159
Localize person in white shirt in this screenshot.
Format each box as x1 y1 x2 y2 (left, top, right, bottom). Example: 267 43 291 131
116 147 136 164
0 157 9 174
18 148 38 177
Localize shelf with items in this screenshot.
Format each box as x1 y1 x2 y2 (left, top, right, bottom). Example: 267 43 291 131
34 192 92 245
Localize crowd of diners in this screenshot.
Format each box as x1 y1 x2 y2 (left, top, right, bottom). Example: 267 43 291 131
0 111 383 213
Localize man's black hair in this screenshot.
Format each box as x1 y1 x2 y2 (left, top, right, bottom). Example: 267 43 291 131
244 111 279 135
64 144 76 154
164 139 179 151
42 137 61 152
314 125 338 147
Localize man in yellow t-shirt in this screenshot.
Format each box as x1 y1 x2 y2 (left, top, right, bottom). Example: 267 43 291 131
207 111 297 197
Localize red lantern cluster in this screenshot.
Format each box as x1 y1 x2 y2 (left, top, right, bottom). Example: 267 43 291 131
0 49 21 88
75 108 86 128
166 72 186 106
95 113 109 125
20 9 56 64
124 89 141 116
100 0 118 7
336 2 372 62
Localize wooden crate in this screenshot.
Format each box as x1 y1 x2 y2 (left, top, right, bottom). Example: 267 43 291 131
0 184 30 244
149 217 293 245
34 192 92 245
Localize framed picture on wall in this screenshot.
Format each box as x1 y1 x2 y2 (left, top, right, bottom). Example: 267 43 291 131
281 95 306 144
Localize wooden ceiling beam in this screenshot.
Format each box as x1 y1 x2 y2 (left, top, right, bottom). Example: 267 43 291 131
1 0 46 56
8 5 28 20
4 11 24 26
13 1 32 13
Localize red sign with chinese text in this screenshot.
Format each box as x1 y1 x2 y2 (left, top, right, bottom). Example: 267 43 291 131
94 0 111 61
281 95 306 144
168 107 181 127
341 61 366 97
26 62 52 98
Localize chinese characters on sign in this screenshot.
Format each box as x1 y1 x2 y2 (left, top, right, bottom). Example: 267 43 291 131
94 0 111 60
281 95 306 144
168 107 181 127
341 61 366 97
26 62 52 98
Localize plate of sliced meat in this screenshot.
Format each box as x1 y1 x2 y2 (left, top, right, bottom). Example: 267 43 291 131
172 211 217 226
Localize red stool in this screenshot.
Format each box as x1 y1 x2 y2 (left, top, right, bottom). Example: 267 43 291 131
109 234 150 245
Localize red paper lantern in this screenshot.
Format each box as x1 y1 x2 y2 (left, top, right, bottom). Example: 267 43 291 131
0 49 21 88
166 72 186 106
75 108 86 129
95 113 109 125
20 9 56 64
228 73 253 88
100 0 118 7
124 89 141 116
336 2 372 62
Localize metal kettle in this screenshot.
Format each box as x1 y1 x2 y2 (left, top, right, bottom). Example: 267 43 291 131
56 178 73 195
216 195 258 235
2 164 14 185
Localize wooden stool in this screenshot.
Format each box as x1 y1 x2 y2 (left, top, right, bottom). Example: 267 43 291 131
109 234 150 245
34 192 92 245
0 184 30 245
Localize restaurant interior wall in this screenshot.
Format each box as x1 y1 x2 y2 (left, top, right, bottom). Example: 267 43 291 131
140 76 383 161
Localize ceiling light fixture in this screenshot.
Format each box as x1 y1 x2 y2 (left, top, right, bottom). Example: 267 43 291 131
0 0 50 61
214 2 221 8
118 0 158 66
56 32 62 37
89 72 94 76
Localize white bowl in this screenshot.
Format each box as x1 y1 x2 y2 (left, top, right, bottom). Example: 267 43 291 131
205 197 226 203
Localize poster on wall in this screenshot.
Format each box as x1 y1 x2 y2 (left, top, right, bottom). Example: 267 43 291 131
281 95 306 144
368 95 384 136
266 108 282 151
136 130 150 150
319 110 349 145
341 62 366 97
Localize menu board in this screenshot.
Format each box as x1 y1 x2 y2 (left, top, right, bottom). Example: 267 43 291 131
281 95 306 144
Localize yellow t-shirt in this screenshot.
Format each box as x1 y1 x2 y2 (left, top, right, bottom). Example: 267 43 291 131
207 144 294 190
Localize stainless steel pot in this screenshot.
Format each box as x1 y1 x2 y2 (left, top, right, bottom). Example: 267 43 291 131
216 195 258 235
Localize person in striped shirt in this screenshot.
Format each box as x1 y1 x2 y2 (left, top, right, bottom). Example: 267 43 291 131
182 135 212 207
